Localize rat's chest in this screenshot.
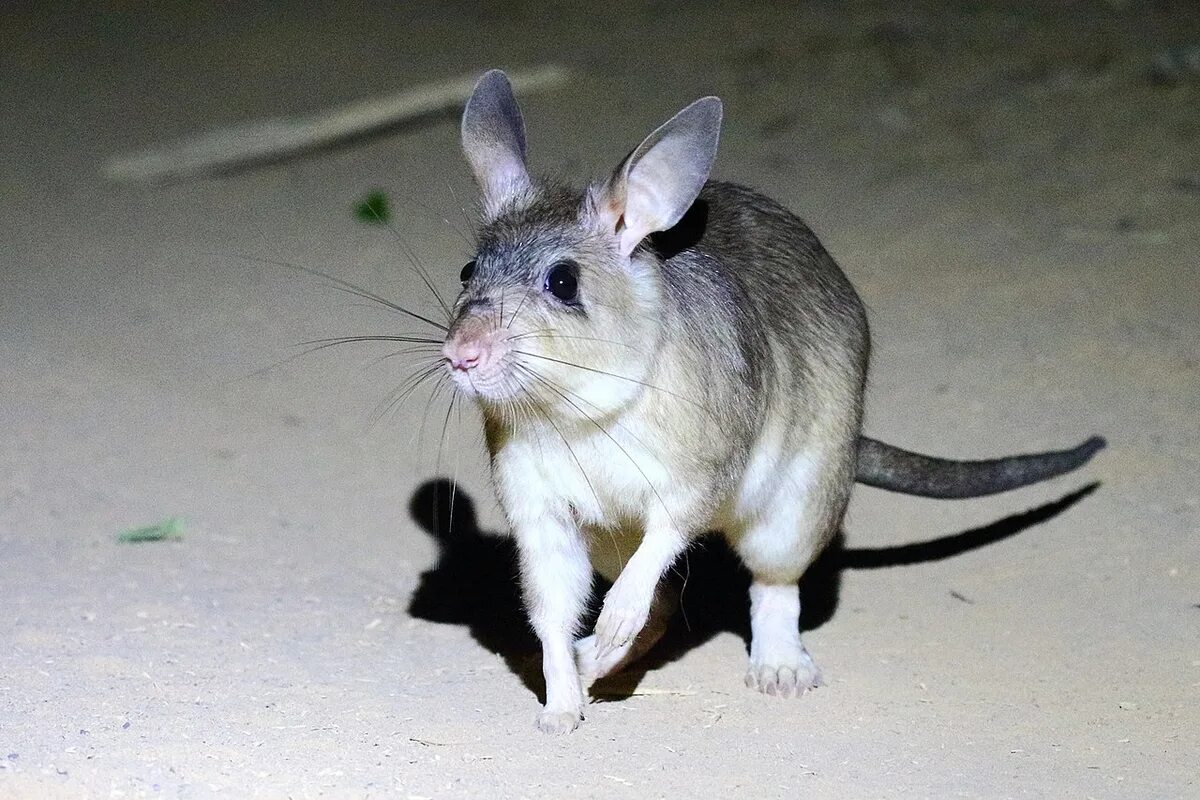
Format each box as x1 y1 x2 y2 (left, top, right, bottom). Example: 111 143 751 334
494 423 673 526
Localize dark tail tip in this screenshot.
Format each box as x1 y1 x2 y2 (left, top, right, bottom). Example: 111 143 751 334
1001 434 1107 493
1073 435 1107 465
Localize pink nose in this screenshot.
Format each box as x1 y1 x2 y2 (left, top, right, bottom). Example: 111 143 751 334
444 338 484 372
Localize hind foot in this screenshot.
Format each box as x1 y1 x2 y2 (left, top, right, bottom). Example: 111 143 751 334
537 707 583 735
745 642 823 697
744 581 823 697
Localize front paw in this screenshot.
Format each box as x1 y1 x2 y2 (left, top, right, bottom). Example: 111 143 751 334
593 595 650 657
537 706 583 734
576 634 633 684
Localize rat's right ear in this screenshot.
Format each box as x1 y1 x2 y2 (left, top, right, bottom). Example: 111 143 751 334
461 70 531 215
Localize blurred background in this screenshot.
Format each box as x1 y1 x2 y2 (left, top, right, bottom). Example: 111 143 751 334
1 2 1197 797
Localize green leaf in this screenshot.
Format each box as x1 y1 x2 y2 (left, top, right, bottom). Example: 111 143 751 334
117 517 183 543
354 190 391 225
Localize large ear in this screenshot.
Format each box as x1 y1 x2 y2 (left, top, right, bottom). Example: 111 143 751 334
461 70 531 212
599 97 722 258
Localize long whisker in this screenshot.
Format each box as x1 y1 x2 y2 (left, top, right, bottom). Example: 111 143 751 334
450 393 465 533
516 365 664 466
274 335 441 373
246 337 435 379
323 284 450 332
221 253 450 332
390 371 446 430
516 363 679 532
510 364 606 528
397 247 453 322
506 285 534 330
366 206 454 322
510 349 715 420
443 178 478 249
415 373 451 446
370 361 444 428
437 390 459 534
511 380 537 429
370 345 445 365
300 334 444 347
416 377 452 537
508 331 641 350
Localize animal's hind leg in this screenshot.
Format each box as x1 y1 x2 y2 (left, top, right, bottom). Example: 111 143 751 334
730 448 850 697
745 581 821 696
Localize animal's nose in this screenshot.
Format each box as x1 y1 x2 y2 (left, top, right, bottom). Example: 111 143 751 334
443 337 484 372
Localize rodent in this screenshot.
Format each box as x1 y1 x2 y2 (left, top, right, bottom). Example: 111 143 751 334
440 69 1104 733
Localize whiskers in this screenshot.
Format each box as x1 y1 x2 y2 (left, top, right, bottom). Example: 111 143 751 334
507 329 641 351
506 361 625 568
235 249 469 518
228 254 452 333
508 348 715 422
504 356 683 546
370 357 448 427
301 333 444 350
227 242 460 426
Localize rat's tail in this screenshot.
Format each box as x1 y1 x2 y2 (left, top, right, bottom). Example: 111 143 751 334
855 435 1105 499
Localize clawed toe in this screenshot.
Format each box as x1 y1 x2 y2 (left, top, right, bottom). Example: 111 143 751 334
745 650 823 697
537 708 583 734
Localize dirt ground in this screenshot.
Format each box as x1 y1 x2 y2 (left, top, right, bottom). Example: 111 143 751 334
2 2 1197 798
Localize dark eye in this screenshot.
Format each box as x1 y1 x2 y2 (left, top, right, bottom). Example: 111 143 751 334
460 260 476 284
544 261 578 303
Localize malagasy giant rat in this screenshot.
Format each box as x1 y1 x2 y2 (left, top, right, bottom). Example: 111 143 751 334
440 70 1103 733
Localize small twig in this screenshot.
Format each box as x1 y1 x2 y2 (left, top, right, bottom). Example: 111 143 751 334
408 737 458 747
104 65 570 182
590 687 699 698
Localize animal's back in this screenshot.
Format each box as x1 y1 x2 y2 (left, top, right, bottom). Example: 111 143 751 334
656 181 870 434
697 181 868 367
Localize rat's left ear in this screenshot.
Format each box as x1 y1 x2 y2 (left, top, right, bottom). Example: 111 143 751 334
461 70 531 215
595 97 722 258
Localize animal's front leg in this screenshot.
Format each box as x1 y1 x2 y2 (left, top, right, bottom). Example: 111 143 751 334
577 579 678 684
593 521 688 657
515 518 593 734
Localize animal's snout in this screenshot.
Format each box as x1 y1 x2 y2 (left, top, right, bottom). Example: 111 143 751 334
444 337 484 372
443 317 507 375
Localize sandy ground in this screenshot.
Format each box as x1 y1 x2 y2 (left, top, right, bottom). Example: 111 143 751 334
2 2 1198 798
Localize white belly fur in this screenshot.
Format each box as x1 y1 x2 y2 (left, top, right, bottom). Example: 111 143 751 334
496 397 828 585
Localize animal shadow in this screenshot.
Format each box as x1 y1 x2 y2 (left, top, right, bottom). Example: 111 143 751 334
405 482 542 693
406 478 1098 701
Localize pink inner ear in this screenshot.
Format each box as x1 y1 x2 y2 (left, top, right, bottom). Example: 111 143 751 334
618 224 645 258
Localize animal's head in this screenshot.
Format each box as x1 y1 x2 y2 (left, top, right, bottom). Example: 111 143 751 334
442 70 722 420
